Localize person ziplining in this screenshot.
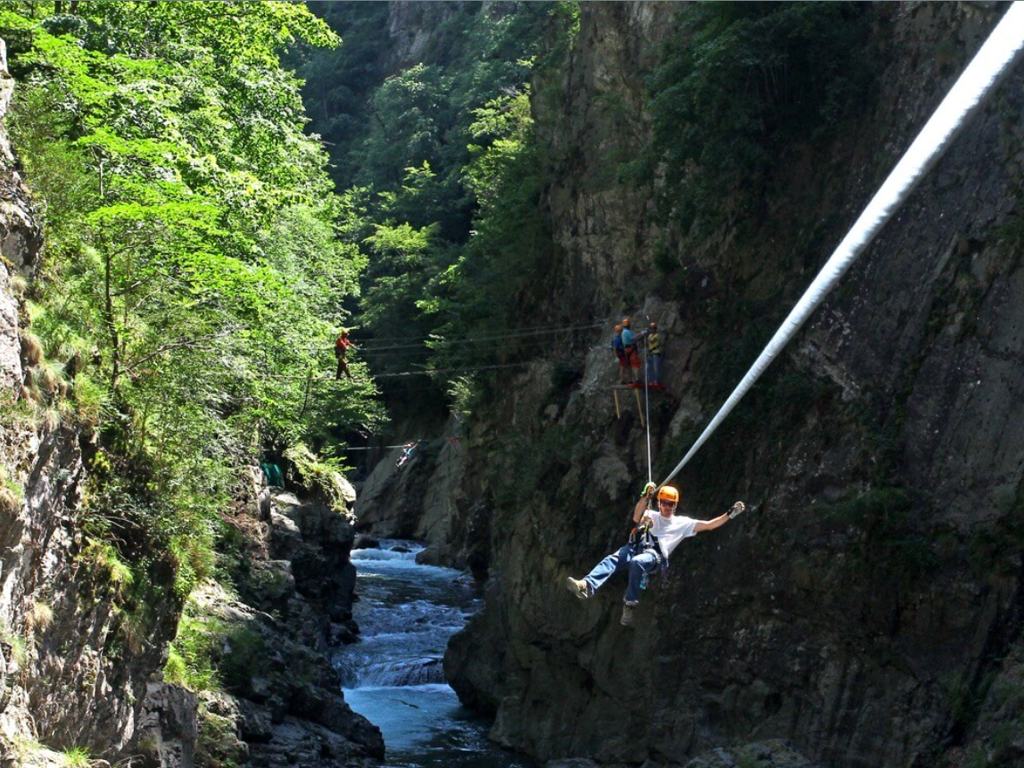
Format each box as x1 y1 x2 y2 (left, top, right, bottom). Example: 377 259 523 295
396 441 418 468
565 483 745 627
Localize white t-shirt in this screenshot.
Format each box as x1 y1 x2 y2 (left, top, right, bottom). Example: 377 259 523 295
646 512 698 559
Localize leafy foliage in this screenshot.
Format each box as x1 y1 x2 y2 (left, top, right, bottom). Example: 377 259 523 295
2 2 382 605
297 2 577 405
648 2 876 232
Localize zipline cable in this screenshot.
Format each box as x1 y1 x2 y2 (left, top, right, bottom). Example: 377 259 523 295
660 2 1024 488
340 438 460 451
289 319 610 358
357 321 607 351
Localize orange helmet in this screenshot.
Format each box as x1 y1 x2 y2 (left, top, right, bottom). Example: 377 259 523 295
657 486 679 503
649 322 658 330
622 317 631 327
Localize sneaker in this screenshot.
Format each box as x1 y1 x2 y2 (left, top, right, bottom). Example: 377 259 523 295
620 601 638 627
564 577 590 601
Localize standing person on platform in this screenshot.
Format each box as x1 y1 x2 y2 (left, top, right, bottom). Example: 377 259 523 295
612 324 628 384
643 321 663 387
620 317 641 385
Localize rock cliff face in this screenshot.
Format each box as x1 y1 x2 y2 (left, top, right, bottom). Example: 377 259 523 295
357 3 1024 767
139 486 384 768
0 34 167 760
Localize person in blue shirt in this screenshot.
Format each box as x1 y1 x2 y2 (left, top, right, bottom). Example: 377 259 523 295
620 317 640 385
611 324 628 383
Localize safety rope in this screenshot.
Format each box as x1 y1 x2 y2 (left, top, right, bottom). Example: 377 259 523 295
349 317 610 345
262 360 536 381
660 3 1024 488
642 338 653 485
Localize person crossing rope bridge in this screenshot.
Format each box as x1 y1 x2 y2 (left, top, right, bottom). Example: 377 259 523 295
564 482 745 627
334 328 356 381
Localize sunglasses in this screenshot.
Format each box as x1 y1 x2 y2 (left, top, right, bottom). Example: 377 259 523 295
658 499 677 507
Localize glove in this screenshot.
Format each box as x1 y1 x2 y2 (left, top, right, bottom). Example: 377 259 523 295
728 501 746 519
642 482 657 498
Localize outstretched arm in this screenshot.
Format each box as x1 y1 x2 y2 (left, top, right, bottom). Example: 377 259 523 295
694 502 746 533
694 513 729 533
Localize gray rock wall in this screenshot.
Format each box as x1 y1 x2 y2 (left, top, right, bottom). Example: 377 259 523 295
353 415 472 567
0 36 36 393
421 3 1024 767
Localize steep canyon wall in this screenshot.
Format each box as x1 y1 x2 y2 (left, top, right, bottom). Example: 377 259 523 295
358 3 1024 767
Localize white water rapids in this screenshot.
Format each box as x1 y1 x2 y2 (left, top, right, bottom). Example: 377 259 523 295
337 541 533 768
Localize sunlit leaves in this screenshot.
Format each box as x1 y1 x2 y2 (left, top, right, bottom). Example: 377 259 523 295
4 1 380 586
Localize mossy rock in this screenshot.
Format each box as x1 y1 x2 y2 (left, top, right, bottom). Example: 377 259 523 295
283 443 355 516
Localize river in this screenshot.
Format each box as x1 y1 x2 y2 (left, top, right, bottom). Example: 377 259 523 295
337 541 535 768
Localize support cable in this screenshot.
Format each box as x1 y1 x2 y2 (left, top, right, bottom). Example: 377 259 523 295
643 339 652 485
660 3 1024 488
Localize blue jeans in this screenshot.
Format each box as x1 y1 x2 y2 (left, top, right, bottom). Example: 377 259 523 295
583 545 661 603
647 354 662 384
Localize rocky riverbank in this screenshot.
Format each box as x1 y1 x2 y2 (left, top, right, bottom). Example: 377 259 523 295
139 485 385 768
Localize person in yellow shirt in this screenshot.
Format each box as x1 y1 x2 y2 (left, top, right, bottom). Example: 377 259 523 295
643 321 663 387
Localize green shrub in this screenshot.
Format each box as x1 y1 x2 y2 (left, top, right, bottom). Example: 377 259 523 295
61 747 92 768
80 540 134 596
284 443 353 514
163 646 188 687
165 613 221 693
648 3 876 232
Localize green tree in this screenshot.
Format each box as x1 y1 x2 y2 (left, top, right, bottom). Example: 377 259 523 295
2 2 382 603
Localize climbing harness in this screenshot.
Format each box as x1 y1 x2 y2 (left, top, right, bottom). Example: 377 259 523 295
626 484 668 591
659 4 1024 488
628 518 668 590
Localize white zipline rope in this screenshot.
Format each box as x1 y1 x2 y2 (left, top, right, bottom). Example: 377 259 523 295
661 3 1024 488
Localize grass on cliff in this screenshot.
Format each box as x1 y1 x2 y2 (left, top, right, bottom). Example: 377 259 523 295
0 466 23 517
164 597 266 698
59 748 93 768
0 620 28 668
